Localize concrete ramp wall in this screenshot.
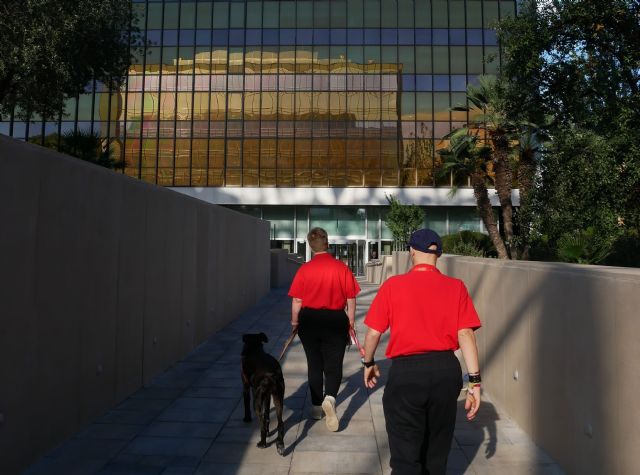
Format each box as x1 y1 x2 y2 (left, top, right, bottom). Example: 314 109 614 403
270 249 303 288
437 255 640 475
0 136 270 474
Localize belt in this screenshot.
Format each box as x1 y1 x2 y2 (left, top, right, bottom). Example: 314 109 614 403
391 350 455 361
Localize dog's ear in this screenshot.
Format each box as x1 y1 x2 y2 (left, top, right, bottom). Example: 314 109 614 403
242 334 250 343
260 332 268 343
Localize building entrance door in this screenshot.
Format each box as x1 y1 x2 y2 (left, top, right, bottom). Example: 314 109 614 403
329 240 365 276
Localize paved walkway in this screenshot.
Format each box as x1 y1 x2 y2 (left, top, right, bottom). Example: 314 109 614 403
25 280 564 475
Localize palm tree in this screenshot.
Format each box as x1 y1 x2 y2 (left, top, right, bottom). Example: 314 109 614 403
512 126 547 259
453 75 517 257
438 129 509 259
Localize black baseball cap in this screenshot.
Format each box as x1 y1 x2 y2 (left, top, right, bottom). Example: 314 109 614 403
408 228 443 256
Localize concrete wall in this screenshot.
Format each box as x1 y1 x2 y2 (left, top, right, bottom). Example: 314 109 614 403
270 249 303 288
380 255 394 283
433 255 640 475
0 136 271 475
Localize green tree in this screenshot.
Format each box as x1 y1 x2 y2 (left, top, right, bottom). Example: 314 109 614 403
0 0 142 120
384 195 425 251
495 0 640 264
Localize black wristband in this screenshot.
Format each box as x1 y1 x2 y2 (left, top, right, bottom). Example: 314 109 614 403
468 373 481 384
361 358 376 368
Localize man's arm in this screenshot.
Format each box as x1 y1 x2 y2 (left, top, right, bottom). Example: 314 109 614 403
363 328 382 388
346 298 356 328
291 298 302 329
458 327 480 420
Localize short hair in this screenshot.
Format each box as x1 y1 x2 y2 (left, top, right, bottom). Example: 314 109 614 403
307 227 329 252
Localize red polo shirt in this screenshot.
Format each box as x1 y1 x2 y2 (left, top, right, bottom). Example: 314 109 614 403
365 263 481 358
288 253 361 310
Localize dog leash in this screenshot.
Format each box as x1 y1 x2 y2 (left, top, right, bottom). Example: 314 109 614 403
349 326 365 357
278 327 298 362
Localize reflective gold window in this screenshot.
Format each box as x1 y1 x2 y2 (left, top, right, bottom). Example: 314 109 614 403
20 0 509 189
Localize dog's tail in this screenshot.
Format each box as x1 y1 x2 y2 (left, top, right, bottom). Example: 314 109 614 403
258 372 278 392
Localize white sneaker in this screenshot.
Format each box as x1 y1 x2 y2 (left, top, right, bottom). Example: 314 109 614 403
322 395 339 432
310 405 323 420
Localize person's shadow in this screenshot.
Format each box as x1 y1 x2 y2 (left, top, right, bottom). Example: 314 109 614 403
451 398 499 471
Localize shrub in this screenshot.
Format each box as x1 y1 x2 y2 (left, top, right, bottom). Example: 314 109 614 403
556 227 611 265
604 230 640 267
442 231 496 258
449 240 486 257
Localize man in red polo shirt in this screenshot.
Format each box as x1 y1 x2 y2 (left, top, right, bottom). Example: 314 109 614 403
289 227 360 431
362 228 481 475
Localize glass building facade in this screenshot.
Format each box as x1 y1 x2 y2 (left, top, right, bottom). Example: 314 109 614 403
0 0 516 270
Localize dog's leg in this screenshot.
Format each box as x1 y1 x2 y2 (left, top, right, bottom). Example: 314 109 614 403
263 393 271 436
242 376 251 422
274 377 285 456
255 391 268 448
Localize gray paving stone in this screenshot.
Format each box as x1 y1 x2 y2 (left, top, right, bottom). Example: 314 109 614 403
99 464 163 475
101 454 200 474
116 398 175 412
290 451 382 474
192 376 244 389
151 373 201 389
200 367 240 378
23 457 107 475
203 441 292 465
124 436 213 457
130 387 186 400
195 462 290 475
215 425 299 446
293 434 379 453
158 398 239 423
47 437 129 460
98 409 163 425
76 423 141 440
140 421 222 438
181 386 242 398
161 468 196 475
228 401 300 423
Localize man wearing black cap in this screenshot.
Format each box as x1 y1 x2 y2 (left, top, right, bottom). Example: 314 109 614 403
362 228 481 475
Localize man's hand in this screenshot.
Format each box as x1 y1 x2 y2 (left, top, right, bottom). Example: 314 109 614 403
362 327 382 388
464 386 481 421
363 364 381 389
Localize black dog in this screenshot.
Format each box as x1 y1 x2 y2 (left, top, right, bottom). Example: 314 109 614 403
241 333 285 455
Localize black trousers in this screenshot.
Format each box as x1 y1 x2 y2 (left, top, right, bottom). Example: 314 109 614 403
297 308 349 406
383 351 462 475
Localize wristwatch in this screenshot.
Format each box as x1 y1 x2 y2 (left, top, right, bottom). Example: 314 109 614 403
361 358 376 368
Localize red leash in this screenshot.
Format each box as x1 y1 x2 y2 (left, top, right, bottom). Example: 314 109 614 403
349 327 365 357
